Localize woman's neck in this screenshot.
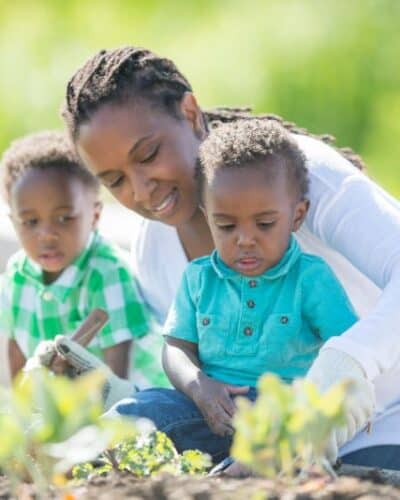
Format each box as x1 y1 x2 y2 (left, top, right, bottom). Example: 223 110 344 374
177 208 214 261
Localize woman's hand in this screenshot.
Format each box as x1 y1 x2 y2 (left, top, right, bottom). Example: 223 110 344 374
306 348 375 463
192 373 249 436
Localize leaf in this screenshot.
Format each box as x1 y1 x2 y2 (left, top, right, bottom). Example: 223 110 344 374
231 375 348 478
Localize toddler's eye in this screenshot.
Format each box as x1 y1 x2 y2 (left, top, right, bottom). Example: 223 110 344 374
217 224 235 232
22 218 38 227
57 215 74 224
257 221 275 230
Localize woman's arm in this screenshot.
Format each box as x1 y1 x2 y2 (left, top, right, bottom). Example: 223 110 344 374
297 134 400 379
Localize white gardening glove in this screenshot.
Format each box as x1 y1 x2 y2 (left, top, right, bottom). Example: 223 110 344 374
53 335 136 411
306 348 375 464
23 336 135 411
23 340 58 372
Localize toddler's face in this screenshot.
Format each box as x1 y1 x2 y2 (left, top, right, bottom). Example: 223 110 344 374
10 169 101 283
203 164 308 276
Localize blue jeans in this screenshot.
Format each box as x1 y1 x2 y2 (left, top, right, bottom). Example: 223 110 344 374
105 387 257 462
341 445 400 471
106 388 400 470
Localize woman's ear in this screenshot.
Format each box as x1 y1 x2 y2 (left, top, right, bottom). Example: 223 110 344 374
292 199 309 232
180 92 207 140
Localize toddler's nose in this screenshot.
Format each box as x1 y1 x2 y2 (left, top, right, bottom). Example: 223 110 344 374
237 230 256 247
37 223 58 241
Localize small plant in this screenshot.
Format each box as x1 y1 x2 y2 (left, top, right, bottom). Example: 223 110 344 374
72 430 211 480
231 374 347 478
0 369 136 494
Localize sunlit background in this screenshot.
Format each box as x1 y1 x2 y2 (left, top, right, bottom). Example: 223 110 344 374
1 0 399 194
0 0 399 384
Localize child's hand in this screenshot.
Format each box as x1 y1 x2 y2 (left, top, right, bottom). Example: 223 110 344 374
23 340 57 372
54 336 135 410
192 374 249 436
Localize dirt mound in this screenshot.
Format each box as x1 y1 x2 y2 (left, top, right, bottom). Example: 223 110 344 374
3 472 400 500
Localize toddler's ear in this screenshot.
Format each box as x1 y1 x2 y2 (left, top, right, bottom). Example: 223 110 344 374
92 200 103 228
292 199 309 231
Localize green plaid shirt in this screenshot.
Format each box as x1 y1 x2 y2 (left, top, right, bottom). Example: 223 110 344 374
1 231 150 359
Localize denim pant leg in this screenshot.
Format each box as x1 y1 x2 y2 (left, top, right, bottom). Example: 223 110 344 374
104 387 229 462
341 445 400 471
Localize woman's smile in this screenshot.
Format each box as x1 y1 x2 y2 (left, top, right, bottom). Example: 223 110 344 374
151 187 179 218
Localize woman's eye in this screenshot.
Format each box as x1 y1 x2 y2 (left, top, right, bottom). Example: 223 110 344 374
107 176 124 189
140 145 159 164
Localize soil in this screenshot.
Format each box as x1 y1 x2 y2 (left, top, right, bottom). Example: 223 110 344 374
2 470 400 500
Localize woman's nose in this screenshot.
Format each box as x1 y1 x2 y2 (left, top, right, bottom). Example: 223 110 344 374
130 170 157 204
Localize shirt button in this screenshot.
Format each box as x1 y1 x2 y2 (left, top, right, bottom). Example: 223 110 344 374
202 317 210 326
248 280 257 288
243 326 253 336
42 291 53 301
247 299 255 308
280 316 289 324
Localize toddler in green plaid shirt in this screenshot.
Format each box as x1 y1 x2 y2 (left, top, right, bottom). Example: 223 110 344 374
0 130 158 383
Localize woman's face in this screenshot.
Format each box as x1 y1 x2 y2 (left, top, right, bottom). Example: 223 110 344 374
76 94 205 227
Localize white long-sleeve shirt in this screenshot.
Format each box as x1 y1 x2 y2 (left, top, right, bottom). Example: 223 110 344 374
130 134 400 454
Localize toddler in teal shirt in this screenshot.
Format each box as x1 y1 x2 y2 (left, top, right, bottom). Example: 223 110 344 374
161 118 357 438
104 119 358 460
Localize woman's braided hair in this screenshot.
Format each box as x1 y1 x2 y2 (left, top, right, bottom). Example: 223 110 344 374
62 46 365 171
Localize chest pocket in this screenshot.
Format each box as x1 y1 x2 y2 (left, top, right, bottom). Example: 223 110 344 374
196 313 230 363
258 312 300 367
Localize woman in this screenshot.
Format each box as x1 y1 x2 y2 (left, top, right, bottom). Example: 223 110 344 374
58 46 400 471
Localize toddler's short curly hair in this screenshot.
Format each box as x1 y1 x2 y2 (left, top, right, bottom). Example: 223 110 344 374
198 119 309 200
1 130 99 201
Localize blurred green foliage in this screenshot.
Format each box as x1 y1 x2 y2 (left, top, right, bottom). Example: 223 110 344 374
0 369 137 492
0 0 399 195
232 374 347 478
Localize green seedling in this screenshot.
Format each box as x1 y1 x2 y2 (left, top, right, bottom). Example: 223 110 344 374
72 430 211 480
231 374 347 479
0 369 137 494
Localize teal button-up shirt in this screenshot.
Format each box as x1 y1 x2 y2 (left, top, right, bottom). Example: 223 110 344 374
163 237 358 387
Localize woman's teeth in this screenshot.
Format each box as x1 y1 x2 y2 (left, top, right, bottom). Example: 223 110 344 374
154 190 176 213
